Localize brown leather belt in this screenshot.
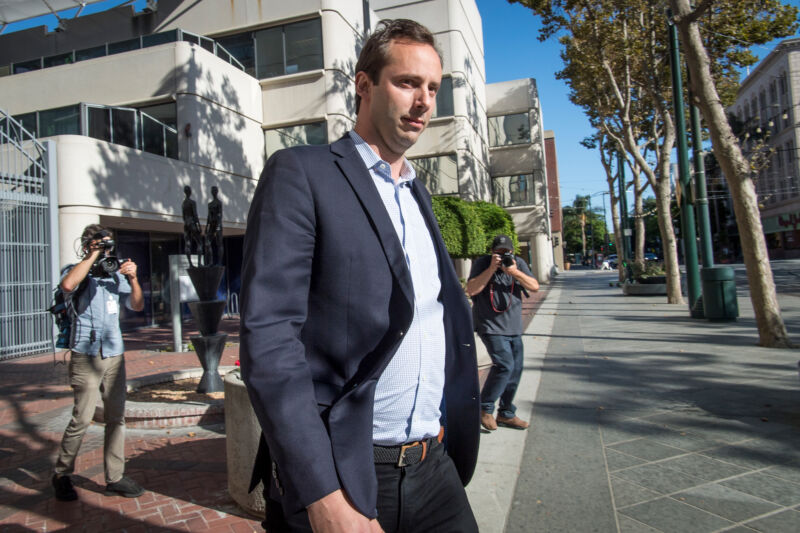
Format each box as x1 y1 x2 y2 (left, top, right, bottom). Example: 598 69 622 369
373 427 444 467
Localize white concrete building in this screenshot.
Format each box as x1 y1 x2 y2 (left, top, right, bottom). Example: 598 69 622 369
0 0 556 347
732 37 800 259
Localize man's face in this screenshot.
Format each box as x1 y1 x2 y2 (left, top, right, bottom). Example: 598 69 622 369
356 40 442 160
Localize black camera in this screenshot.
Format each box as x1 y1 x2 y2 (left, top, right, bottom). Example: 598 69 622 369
500 252 515 267
97 238 116 250
93 255 125 276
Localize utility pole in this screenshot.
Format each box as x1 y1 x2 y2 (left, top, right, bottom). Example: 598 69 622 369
689 88 714 268
667 12 702 317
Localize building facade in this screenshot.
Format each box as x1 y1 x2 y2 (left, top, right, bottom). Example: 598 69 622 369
0 0 558 347
731 37 800 259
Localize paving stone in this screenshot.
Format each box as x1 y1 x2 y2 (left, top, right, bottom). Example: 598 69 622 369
600 419 666 446
608 438 687 462
617 514 663 533
701 443 797 470
745 508 800 532
613 463 706 495
646 428 722 453
672 483 781 522
606 448 648 472
610 477 663 508
659 453 752 482
761 464 800 485
722 473 800 507
619 496 735 533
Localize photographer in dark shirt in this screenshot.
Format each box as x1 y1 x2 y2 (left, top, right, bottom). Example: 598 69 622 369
52 224 144 502
467 234 539 432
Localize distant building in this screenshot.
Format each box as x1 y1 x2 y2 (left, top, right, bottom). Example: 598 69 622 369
544 130 564 269
731 37 800 259
0 0 559 357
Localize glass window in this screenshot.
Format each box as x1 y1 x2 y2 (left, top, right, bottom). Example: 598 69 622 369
143 30 178 48
108 37 141 55
87 106 111 142
256 26 284 79
142 114 166 156
112 108 137 149
284 19 323 75
165 129 178 159
488 113 531 146
138 103 177 130
13 58 42 74
410 154 458 195
217 33 256 77
38 105 80 137
255 19 322 79
0 64 10 77
75 45 106 62
43 52 73 68
12 112 38 139
265 121 327 157
493 175 535 207
433 76 454 118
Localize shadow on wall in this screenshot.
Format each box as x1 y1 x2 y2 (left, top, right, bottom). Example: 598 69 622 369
88 45 256 224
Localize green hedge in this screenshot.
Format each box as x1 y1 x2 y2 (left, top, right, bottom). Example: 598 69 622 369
431 197 518 258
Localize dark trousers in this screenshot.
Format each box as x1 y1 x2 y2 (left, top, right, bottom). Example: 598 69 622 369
263 443 478 533
479 334 524 418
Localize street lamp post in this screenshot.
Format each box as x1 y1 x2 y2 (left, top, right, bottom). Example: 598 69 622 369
667 12 702 317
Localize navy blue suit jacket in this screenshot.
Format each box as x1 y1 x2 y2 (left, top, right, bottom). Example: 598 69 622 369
239 134 480 520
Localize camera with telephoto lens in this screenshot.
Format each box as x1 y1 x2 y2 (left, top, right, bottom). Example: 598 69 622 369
500 252 515 268
87 232 126 276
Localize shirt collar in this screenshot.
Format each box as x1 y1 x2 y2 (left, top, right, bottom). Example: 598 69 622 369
349 130 416 185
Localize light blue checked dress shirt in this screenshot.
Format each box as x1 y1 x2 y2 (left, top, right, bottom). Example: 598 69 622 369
349 131 446 446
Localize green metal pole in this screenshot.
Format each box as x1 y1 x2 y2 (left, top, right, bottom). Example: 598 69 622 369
667 13 702 316
689 91 714 268
617 152 631 279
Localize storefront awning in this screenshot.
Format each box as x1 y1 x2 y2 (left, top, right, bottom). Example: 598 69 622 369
0 1 117 25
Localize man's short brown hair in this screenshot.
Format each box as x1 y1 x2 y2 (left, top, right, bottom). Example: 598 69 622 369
355 19 442 113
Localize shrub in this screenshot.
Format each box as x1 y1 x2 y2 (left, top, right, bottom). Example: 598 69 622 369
470 200 518 253
431 196 484 258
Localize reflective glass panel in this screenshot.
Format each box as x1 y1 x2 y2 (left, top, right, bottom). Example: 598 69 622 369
38 105 80 137
255 26 283 79
488 113 531 146
12 112 38 139
108 38 141 55
284 19 322 75
143 30 178 48
142 114 165 156
493 175 535 207
111 108 137 149
13 58 42 74
217 32 256 77
410 154 458 195
434 76 454 118
138 103 177 130
87 106 111 142
75 45 106 62
43 52 73 68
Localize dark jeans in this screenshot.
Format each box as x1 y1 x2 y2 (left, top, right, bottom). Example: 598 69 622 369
263 443 477 533
479 334 524 418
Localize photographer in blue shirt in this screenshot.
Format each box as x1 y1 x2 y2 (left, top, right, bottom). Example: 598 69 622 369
52 224 145 502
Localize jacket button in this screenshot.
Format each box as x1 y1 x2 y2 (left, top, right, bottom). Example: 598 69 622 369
398 330 405 338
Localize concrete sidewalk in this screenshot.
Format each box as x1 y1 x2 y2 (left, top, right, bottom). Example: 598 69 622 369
493 270 800 533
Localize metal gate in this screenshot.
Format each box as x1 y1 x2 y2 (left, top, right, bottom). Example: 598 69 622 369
0 109 59 360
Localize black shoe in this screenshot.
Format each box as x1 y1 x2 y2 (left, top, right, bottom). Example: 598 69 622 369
104 476 144 498
52 474 78 501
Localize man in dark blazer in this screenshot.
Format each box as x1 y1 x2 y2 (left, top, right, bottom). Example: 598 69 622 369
240 19 480 533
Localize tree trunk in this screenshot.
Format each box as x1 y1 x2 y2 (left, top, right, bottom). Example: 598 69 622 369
670 0 792 347
632 166 645 265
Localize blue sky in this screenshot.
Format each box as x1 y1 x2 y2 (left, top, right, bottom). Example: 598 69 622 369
5 0 800 209
477 0 800 208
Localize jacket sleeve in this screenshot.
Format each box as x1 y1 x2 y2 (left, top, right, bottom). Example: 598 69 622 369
239 148 340 512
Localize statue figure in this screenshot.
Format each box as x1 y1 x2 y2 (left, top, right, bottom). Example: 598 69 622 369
182 185 204 267
205 186 223 265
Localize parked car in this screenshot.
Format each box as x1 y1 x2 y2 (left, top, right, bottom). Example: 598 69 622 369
644 252 658 261
602 254 618 270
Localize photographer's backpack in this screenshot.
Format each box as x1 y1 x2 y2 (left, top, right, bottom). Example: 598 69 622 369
47 265 84 349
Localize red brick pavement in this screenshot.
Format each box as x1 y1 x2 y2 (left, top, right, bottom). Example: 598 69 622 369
0 318 261 532
0 289 548 532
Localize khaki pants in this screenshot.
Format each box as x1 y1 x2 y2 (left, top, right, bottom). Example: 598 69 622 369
54 352 127 484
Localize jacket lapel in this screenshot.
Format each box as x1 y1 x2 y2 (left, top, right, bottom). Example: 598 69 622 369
331 136 414 306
